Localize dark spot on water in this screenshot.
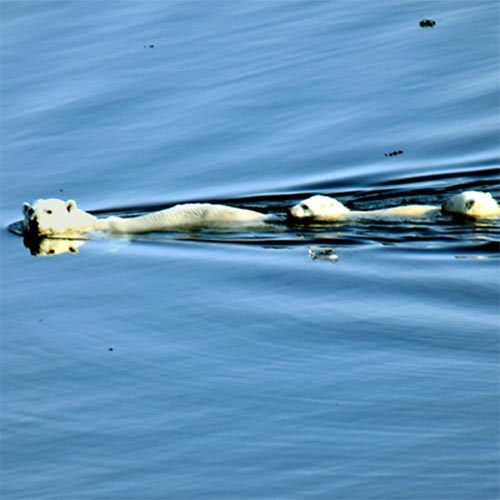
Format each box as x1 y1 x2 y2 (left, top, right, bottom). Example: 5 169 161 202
108 347 113 352
384 150 404 157
144 44 155 48
308 247 339 262
419 19 436 28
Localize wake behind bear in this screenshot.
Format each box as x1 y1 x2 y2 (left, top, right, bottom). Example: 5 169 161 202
22 190 500 238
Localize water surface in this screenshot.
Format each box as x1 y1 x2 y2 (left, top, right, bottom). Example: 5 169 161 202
1 1 499 499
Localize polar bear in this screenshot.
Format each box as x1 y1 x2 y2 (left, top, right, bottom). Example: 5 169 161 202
23 199 97 236
23 198 267 237
441 191 500 219
288 195 440 220
289 191 500 221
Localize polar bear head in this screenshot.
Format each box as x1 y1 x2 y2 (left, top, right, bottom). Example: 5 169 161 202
23 198 97 236
441 191 500 218
289 195 350 219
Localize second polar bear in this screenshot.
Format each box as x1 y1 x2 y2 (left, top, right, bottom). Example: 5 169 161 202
23 199 267 237
289 191 500 221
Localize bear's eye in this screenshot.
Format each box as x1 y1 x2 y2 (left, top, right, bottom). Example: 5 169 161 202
301 203 309 210
45 209 53 215
465 200 475 210
48 249 55 254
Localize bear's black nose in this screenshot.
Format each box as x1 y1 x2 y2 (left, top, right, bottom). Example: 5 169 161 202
286 207 297 221
28 218 40 234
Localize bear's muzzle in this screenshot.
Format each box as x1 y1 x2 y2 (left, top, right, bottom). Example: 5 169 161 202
26 217 41 235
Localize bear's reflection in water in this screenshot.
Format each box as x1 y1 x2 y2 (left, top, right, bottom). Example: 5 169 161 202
23 233 86 257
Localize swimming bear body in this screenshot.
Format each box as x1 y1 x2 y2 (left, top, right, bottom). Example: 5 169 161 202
23 199 267 237
289 191 500 221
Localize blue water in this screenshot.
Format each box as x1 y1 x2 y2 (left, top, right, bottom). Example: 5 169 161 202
1 1 499 499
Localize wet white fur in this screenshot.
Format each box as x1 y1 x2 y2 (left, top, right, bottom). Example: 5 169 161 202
442 191 500 218
23 198 266 237
22 190 500 238
290 191 499 220
289 195 439 220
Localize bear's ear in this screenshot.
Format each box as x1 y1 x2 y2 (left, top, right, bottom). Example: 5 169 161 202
66 200 77 212
465 200 475 210
23 203 31 215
